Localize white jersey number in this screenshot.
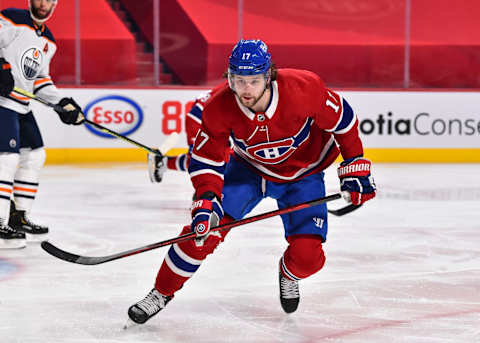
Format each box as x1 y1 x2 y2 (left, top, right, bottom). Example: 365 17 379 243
325 90 340 113
195 131 209 151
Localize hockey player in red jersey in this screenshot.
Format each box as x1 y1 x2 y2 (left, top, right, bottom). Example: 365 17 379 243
128 39 376 324
0 0 84 249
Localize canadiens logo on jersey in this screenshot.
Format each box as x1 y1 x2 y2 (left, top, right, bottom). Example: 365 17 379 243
237 117 313 165
246 138 297 164
21 47 43 79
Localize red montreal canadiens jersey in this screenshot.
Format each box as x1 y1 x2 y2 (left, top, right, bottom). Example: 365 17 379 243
189 69 363 198
168 83 230 172
185 82 226 146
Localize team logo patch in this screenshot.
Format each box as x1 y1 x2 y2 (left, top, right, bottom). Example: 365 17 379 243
21 48 43 79
246 138 296 164
83 95 143 138
9 139 16 148
196 223 207 234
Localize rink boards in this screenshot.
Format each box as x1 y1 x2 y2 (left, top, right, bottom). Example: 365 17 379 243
33 88 480 163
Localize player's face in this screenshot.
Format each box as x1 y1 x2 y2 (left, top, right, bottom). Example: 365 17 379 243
31 0 55 20
231 74 268 108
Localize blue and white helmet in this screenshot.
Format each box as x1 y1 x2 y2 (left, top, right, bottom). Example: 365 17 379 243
228 39 271 76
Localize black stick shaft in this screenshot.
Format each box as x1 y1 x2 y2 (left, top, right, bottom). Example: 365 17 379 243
13 86 162 156
41 193 342 265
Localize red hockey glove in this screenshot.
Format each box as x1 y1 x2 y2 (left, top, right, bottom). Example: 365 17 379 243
191 192 224 247
338 157 376 205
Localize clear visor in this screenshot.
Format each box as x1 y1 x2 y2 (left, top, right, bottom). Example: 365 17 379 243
228 69 271 91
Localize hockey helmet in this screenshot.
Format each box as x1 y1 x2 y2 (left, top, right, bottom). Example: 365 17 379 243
28 0 58 24
228 39 271 76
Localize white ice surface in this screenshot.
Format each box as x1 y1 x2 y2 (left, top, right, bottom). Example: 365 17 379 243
1 163 479 343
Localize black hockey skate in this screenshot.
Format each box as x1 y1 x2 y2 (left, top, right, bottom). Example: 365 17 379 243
127 288 172 324
9 202 48 242
279 259 300 313
0 219 26 249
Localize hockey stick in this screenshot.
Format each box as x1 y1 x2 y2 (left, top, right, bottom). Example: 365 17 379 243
328 203 362 216
13 86 177 157
325 191 362 216
41 192 343 265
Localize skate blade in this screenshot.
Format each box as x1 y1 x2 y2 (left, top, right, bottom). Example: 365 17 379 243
25 233 48 243
0 239 27 249
123 318 138 330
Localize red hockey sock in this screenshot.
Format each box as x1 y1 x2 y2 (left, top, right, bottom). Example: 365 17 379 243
155 216 233 295
281 234 326 281
166 154 189 171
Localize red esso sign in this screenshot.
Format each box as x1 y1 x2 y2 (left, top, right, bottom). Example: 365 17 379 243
93 107 135 125
84 95 143 138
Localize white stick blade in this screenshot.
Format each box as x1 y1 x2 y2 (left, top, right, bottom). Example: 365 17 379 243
159 132 180 155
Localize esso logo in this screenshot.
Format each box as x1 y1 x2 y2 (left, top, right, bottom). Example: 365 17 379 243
83 95 143 138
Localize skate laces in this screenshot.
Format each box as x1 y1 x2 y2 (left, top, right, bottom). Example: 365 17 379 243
280 274 299 299
22 215 35 226
21 215 46 229
0 219 16 233
137 289 168 315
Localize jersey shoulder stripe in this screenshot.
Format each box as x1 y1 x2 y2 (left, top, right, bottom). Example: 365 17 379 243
1 8 31 26
0 8 56 43
333 98 356 134
187 104 203 123
42 25 55 43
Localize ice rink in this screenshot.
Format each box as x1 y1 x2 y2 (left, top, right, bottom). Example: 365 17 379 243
0 162 479 343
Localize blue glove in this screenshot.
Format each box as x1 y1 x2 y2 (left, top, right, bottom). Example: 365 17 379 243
191 192 224 246
338 157 376 205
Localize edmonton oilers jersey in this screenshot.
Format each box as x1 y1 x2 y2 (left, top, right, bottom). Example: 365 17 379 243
188 69 364 198
0 8 60 114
